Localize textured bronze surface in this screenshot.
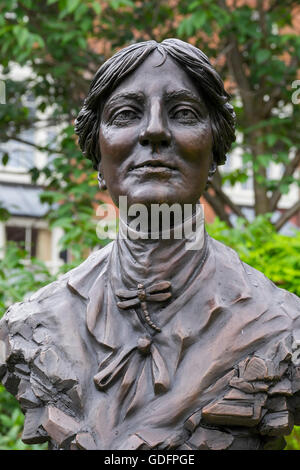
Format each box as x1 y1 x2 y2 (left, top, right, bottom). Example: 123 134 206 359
0 39 300 450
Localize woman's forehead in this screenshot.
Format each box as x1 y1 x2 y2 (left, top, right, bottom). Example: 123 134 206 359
105 51 202 105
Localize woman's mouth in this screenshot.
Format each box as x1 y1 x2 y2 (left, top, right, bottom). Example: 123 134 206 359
129 159 177 173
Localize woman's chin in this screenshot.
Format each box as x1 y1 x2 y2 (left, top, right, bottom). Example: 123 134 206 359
126 194 183 209
109 184 203 209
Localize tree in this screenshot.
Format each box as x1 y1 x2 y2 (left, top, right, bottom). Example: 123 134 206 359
0 0 299 262
177 0 300 228
0 0 180 260
0 0 300 451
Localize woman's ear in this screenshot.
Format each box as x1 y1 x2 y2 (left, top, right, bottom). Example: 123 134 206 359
207 160 217 181
205 159 217 191
97 163 107 190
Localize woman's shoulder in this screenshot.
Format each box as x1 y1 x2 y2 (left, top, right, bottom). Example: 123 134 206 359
0 242 114 363
0 245 114 430
3 241 114 318
208 235 300 311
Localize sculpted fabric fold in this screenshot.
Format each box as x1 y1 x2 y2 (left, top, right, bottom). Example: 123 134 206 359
0 222 300 449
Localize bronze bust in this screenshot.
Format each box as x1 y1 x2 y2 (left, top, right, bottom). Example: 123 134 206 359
1 39 300 451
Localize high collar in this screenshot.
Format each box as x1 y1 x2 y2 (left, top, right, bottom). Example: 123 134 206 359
111 204 208 301
67 229 253 351
118 203 205 246
66 204 206 300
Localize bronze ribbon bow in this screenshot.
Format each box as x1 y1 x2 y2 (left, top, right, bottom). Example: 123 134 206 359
94 343 170 393
93 281 172 418
93 340 171 420
115 280 172 332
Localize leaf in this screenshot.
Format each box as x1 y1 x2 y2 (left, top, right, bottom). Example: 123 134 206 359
66 0 81 14
265 134 278 147
255 49 272 64
257 153 273 167
0 414 13 428
77 37 87 49
0 206 10 222
192 10 207 29
109 0 134 9
279 183 290 194
188 0 200 11
177 16 195 37
34 34 45 49
92 2 102 15
1 153 9 166
16 27 29 48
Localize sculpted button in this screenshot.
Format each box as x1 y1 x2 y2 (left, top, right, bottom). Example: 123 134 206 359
137 336 152 355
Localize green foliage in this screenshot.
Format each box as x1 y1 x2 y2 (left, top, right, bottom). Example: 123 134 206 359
285 426 300 450
0 0 299 223
0 385 47 450
0 0 299 451
178 0 300 217
0 240 54 449
0 242 55 316
206 215 300 296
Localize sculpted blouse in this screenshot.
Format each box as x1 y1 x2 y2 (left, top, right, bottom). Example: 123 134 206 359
1 220 300 450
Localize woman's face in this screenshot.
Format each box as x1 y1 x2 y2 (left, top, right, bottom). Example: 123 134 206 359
99 50 213 209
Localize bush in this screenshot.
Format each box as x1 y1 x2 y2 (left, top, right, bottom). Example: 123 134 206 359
0 385 47 450
206 215 300 297
0 243 55 449
0 242 56 316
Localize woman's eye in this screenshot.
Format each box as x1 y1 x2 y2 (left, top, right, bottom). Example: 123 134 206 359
112 109 139 124
172 108 198 122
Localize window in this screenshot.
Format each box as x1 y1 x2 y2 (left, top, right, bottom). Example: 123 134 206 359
5 225 38 257
0 96 36 171
1 128 35 170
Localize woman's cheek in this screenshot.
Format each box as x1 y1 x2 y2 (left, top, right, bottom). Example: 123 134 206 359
174 122 212 155
99 125 137 160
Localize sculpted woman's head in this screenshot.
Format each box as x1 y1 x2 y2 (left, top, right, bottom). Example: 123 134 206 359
75 39 236 208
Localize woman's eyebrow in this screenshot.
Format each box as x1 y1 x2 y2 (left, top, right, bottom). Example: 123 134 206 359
164 89 202 104
105 92 144 108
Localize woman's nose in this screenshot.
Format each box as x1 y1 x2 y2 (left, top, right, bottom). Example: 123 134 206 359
139 99 171 148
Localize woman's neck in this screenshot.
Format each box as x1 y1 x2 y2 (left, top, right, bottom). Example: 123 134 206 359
119 202 203 244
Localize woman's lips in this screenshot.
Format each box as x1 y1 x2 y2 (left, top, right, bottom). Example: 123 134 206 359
129 166 176 174
129 159 177 174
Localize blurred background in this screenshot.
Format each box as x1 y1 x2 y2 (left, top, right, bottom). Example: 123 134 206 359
0 0 299 450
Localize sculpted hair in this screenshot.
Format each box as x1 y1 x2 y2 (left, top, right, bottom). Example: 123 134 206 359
75 38 236 170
